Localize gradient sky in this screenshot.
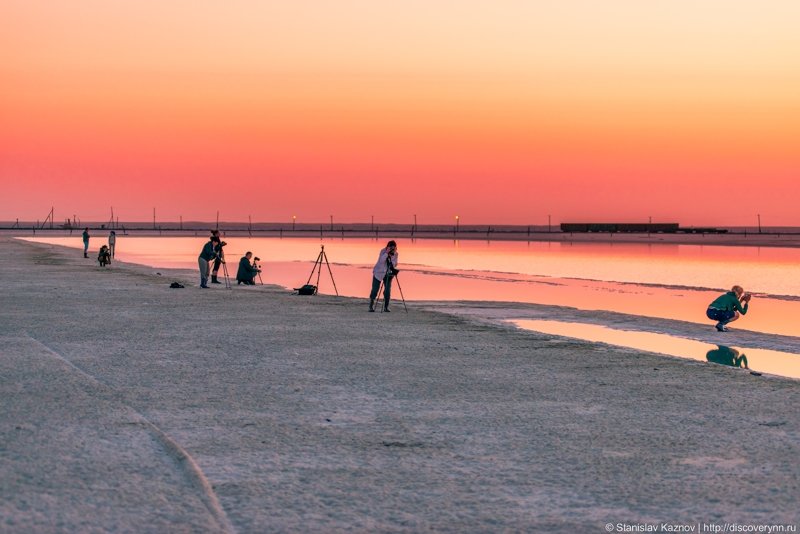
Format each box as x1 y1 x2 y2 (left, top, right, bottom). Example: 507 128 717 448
2 1 798 225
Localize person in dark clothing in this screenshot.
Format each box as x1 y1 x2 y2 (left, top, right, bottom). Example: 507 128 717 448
210 230 226 284
82 228 90 258
236 252 261 285
368 240 399 312
198 236 220 288
97 245 111 267
706 285 751 332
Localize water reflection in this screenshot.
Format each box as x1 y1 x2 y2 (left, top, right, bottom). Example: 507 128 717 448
21 236 800 338
706 345 749 370
511 319 800 380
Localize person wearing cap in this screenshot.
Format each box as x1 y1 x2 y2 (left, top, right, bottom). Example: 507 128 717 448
369 240 399 312
706 285 751 332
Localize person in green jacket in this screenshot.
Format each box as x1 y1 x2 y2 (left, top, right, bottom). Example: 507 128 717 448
706 285 751 332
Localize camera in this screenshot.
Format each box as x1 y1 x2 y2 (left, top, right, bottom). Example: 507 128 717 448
219 241 227 247
254 257 260 261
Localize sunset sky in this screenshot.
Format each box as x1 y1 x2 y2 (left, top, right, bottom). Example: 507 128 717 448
2 1 798 226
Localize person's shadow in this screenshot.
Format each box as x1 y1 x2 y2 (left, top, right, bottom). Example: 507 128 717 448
706 345 749 369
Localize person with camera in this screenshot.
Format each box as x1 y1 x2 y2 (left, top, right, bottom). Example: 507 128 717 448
210 230 226 284
369 240 399 312
197 235 220 288
236 252 261 285
81 227 90 258
706 285 751 332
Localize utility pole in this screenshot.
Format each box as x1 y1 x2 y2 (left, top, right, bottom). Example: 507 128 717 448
153 208 156 230
548 215 551 233
216 211 219 231
758 214 762 234
330 215 333 231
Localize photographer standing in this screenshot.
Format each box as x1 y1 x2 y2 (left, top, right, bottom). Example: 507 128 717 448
706 285 751 332
210 230 226 284
82 227 90 258
198 235 219 288
369 240 399 312
236 252 261 285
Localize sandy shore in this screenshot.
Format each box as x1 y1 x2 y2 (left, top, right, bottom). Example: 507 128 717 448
1 237 798 532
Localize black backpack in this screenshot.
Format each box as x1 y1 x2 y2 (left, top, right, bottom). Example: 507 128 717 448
296 284 317 295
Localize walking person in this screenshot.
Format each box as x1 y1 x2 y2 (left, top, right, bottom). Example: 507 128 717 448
82 228 90 258
108 231 116 258
706 285 751 332
368 240 399 312
198 236 220 288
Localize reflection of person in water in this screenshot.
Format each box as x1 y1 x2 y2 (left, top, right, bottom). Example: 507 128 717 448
706 345 749 369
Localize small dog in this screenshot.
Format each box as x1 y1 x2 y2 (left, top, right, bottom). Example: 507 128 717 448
98 245 111 267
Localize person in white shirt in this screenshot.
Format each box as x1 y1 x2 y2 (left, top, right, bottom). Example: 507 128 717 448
108 231 116 258
369 240 399 312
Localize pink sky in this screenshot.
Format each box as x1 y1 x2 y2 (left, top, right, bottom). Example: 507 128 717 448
2 1 799 225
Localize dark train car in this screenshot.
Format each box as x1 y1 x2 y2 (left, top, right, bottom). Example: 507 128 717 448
560 223 680 233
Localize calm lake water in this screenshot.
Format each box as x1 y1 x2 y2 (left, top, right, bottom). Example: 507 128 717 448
24 235 800 378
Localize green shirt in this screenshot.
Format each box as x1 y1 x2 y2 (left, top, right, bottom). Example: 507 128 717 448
709 291 748 315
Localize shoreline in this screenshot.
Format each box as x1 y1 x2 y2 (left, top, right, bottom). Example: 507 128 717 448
4 228 800 249
2 236 798 530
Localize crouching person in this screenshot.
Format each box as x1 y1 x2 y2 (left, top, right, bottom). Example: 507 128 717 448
236 252 260 285
98 245 111 267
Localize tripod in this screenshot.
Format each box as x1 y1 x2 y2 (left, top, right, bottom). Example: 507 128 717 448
305 245 339 296
251 257 264 285
219 257 232 289
375 257 408 313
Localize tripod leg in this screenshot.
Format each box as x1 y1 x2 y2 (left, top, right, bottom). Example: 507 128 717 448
306 251 322 286
375 280 384 312
394 274 408 313
222 261 231 289
322 251 339 296
314 252 323 295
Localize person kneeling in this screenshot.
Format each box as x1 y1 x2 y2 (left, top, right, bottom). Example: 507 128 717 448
97 245 111 267
236 251 260 285
706 285 751 332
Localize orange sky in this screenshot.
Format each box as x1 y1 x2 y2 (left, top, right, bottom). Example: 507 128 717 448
2 0 799 225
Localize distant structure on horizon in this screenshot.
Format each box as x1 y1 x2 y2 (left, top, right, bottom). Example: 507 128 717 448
560 223 727 234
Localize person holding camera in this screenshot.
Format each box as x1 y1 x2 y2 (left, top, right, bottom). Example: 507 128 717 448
210 230 226 284
369 240 399 312
706 285 751 332
236 252 261 285
82 227 90 258
198 235 220 288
